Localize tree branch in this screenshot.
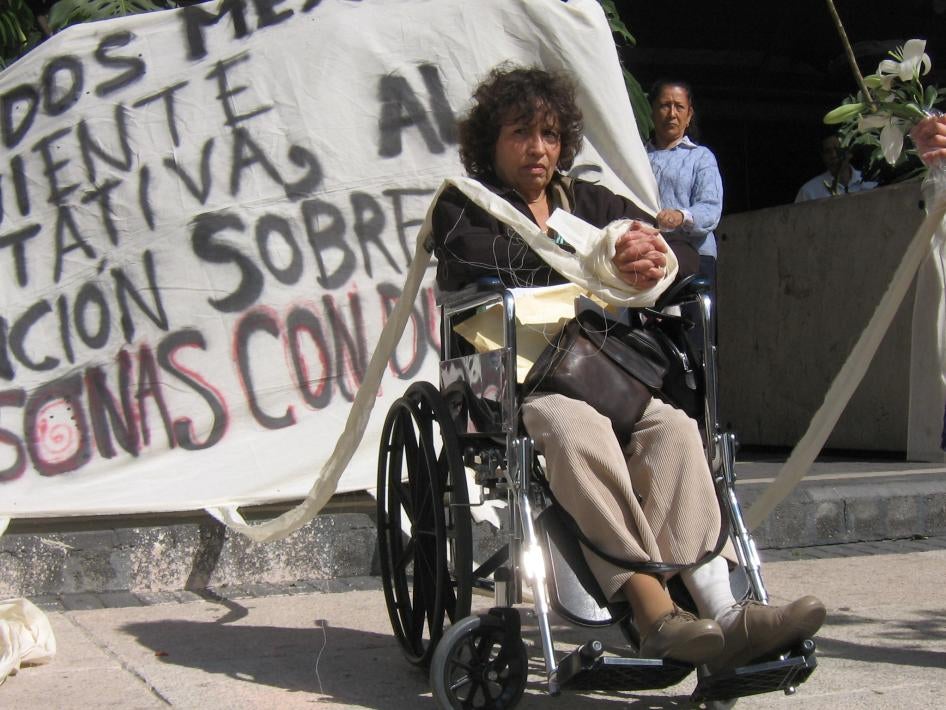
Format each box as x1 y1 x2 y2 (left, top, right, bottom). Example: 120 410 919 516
825 0 876 111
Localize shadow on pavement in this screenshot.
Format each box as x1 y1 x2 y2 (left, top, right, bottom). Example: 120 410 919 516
121 614 703 708
828 608 946 636
122 618 434 708
815 634 946 670
803 609 946 670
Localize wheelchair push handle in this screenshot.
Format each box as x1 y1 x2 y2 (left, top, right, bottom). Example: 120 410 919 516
654 273 710 311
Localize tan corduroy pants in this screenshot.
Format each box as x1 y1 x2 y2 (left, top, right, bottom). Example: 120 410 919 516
521 393 735 601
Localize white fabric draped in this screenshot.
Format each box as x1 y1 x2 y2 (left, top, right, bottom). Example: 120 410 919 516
0 0 661 525
0 599 56 686
213 176 671 542
907 178 946 461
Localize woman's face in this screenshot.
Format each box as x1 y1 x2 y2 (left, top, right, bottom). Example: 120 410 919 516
493 108 562 200
651 85 693 148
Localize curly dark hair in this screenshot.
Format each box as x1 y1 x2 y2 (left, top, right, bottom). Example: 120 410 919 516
457 64 584 178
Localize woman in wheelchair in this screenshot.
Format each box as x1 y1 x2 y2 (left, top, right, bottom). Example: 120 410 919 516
431 64 826 672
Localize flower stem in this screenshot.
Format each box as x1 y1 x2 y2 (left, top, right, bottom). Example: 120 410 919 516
825 0 876 111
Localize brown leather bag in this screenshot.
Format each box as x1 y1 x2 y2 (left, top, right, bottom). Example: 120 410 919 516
522 310 669 445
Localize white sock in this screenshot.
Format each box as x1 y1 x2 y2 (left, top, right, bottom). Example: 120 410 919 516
680 556 741 630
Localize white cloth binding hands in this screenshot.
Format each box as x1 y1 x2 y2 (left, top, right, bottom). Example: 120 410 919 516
546 208 677 299
447 176 677 307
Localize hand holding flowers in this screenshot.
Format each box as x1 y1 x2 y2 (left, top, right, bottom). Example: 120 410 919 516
910 115 946 166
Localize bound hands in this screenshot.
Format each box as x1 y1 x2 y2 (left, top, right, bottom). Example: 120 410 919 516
910 115 946 166
612 221 669 290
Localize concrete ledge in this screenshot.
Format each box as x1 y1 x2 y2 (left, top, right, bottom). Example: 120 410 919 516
739 475 946 549
717 182 927 452
0 508 378 598
3 472 945 597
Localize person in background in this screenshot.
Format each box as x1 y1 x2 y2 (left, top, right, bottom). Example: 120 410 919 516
795 133 878 202
646 79 723 348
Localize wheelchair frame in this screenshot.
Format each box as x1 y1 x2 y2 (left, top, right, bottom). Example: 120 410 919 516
375 278 817 708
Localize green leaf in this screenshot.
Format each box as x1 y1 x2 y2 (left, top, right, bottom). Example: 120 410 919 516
49 0 171 32
48 0 92 31
588 3 648 135
925 84 939 109
597 0 635 45
889 102 928 120
824 102 865 124
623 67 653 138
0 0 35 60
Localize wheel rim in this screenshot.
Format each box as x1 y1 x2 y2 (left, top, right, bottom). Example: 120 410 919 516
377 382 472 666
438 618 528 709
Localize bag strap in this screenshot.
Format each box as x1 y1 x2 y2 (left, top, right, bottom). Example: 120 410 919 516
573 310 668 389
535 462 731 576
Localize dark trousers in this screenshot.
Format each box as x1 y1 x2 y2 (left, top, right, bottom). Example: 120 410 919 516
683 255 717 365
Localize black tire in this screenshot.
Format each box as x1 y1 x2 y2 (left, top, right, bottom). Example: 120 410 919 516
377 382 472 667
430 613 529 709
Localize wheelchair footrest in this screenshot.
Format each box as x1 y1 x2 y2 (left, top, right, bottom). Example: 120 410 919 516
690 640 818 703
557 641 692 692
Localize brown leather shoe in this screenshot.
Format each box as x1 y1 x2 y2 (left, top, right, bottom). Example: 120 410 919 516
707 595 827 673
639 608 724 665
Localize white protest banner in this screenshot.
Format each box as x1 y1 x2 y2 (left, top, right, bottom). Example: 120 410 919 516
0 0 658 529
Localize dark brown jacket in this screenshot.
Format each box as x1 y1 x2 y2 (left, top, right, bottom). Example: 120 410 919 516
432 173 698 292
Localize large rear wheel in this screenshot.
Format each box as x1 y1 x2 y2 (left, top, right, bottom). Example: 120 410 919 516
377 381 472 666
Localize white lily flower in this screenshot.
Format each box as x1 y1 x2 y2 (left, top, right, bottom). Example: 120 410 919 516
824 36 937 169
878 39 931 82
879 117 908 164
856 112 908 164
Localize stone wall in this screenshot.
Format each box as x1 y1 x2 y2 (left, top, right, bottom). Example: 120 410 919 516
716 181 927 452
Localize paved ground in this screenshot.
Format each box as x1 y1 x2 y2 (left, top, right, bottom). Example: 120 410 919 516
3 537 944 709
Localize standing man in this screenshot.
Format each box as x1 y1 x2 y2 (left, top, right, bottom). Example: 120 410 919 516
795 134 877 202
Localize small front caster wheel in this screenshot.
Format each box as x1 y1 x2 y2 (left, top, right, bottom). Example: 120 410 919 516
430 612 528 709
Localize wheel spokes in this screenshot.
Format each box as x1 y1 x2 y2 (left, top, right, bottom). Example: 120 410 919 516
409 570 427 642
378 384 472 668
393 536 415 577
443 579 458 620
448 672 473 694
407 465 435 531
475 632 496 664
392 480 412 522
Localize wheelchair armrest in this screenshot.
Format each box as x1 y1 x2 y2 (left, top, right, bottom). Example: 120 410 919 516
655 273 710 310
436 277 508 310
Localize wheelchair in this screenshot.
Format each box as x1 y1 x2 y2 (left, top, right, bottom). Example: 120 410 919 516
375 275 818 708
